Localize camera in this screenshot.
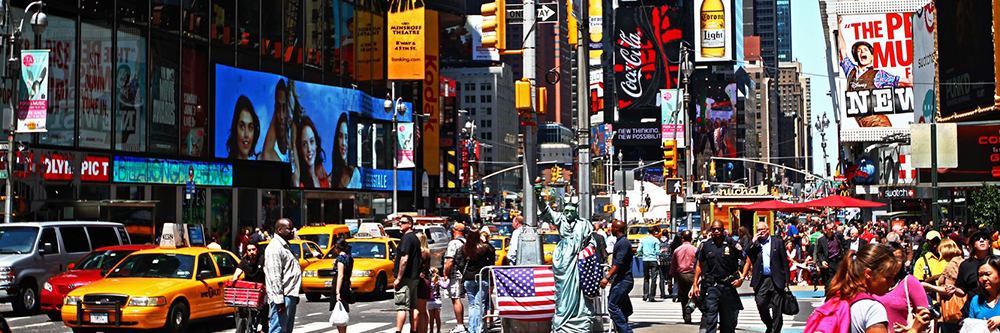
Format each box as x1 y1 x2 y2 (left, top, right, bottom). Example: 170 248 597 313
925 303 942 320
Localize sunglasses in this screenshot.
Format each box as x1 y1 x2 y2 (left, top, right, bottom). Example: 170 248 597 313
711 227 724 231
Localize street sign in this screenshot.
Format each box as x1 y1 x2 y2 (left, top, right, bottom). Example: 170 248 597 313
665 178 683 195
0 142 9 151
506 3 559 24
0 170 7 179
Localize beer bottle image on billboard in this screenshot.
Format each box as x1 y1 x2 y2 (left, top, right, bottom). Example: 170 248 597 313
700 0 725 58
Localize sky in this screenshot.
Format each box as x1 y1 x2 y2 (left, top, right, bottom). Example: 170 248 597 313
791 0 837 179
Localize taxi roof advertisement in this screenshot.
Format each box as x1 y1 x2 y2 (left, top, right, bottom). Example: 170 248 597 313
836 13 915 131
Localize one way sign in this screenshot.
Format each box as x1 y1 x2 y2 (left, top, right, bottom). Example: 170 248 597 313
506 3 558 24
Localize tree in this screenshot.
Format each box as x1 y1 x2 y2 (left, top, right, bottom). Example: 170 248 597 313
971 183 1000 228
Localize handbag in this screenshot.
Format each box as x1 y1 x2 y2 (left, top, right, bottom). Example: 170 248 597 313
941 292 967 323
329 301 349 327
782 284 799 315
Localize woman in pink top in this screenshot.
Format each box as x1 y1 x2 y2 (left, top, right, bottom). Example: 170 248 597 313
873 242 930 330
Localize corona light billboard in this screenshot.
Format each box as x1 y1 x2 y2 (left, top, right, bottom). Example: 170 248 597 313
694 0 733 63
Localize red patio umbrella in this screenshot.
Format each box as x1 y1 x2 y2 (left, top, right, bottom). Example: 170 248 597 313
738 200 819 213
795 195 885 208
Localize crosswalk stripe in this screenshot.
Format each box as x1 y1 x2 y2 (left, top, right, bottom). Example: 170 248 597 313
624 296 807 330
296 322 338 333
347 322 392 333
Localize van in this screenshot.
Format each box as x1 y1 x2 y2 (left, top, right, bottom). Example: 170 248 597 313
297 224 352 254
0 221 131 315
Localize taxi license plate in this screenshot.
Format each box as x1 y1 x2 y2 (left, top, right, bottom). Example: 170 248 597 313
90 313 109 324
324 280 332 288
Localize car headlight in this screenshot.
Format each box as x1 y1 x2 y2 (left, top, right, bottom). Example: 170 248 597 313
351 270 373 277
64 296 81 305
303 270 318 278
128 296 167 307
0 267 14 285
43 282 52 292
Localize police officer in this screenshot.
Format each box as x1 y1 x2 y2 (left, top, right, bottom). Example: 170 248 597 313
689 220 744 333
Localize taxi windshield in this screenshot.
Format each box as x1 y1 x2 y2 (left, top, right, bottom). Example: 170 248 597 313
628 226 649 235
489 239 504 249
385 229 404 239
0 226 38 254
107 253 196 279
299 235 329 249
542 234 561 244
496 225 514 236
349 242 387 259
75 250 135 270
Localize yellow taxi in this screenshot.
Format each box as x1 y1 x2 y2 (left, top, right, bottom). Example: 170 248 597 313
627 224 655 249
489 236 511 266
301 237 398 301
297 224 353 254
541 231 560 265
260 239 324 271
61 247 240 333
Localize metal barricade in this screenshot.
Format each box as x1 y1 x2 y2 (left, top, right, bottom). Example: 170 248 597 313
472 264 613 333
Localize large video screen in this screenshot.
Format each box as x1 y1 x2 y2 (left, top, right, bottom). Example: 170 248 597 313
214 65 412 191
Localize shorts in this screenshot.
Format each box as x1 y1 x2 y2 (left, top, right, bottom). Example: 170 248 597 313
443 275 465 299
418 278 432 300
394 278 420 311
427 299 443 310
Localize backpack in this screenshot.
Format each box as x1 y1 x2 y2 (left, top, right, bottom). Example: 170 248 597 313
450 238 467 276
802 293 874 333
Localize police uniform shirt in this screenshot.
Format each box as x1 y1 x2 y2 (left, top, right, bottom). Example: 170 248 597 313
697 238 743 283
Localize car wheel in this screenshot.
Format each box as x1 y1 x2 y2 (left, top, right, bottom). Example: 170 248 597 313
45 311 61 321
375 273 388 300
305 292 321 302
163 301 189 333
11 282 38 315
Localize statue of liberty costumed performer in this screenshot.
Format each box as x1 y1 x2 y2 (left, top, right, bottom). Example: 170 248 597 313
534 180 598 333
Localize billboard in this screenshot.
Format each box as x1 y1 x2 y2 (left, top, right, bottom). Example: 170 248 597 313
694 0 733 63
612 122 660 146
912 3 935 124
468 15 500 61
590 124 611 157
937 0 997 121
213 65 412 191
690 81 739 178
612 5 685 115
397 122 415 168
388 3 434 80
836 13 915 130
17 50 49 133
918 124 1000 182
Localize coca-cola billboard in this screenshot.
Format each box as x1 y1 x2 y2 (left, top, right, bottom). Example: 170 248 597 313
612 6 685 119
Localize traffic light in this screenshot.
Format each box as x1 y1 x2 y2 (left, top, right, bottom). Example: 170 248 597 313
662 140 677 176
537 87 548 115
516 78 533 116
481 0 507 50
710 161 717 177
567 0 579 47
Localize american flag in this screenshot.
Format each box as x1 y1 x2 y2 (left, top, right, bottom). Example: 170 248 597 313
493 267 556 321
578 246 601 298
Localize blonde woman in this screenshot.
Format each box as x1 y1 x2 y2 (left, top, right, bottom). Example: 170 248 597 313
415 232 432 333
923 239 965 333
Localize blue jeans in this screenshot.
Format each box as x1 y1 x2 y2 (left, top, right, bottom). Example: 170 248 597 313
608 279 634 333
268 296 298 333
463 280 489 333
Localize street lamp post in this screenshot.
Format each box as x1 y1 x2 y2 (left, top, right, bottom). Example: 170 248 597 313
680 45 694 231
384 87 405 218
618 151 626 223
464 121 476 224
814 113 831 195
2 1 47 223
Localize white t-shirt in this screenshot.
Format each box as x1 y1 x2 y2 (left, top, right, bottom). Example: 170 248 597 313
850 299 888 333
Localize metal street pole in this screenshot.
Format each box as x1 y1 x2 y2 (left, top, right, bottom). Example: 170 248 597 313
619 151 626 223
576 3 591 221
681 46 694 231
931 122 939 226
391 83 398 218
515 0 544 266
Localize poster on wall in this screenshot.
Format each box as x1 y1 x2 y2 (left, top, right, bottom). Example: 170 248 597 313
17 50 49 133
912 3 935 124
660 88 684 147
356 9 385 81
34 16 74 146
588 0 603 66
213 64 412 191
181 47 207 157
116 28 147 152
693 0 733 63
387 1 426 80
612 6 684 115
79 23 112 148
468 15 499 61
836 13 915 130
590 124 608 157
917 124 1000 182
422 10 440 176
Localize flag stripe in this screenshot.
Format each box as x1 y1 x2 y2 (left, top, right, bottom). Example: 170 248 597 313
493 266 557 320
498 300 556 307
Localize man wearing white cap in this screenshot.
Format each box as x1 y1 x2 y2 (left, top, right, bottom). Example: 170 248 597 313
913 230 947 284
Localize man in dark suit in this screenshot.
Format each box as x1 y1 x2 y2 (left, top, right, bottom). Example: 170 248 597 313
742 222 789 333
813 222 847 286
846 227 868 252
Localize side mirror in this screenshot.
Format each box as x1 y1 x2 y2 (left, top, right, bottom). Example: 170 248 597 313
41 243 54 255
197 270 214 280
100 269 109 277
67 263 76 270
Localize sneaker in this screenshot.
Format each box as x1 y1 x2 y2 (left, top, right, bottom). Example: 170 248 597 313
449 325 466 333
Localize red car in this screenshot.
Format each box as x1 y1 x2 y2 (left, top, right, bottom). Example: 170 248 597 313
40 245 157 320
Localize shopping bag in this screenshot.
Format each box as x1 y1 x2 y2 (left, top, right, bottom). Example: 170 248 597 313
960 318 999 333
329 301 349 327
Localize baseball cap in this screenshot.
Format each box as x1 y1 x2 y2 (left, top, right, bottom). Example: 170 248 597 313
969 228 992 242
926 230 942 241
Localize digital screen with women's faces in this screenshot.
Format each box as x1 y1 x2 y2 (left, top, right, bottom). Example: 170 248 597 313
214 65 412 191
